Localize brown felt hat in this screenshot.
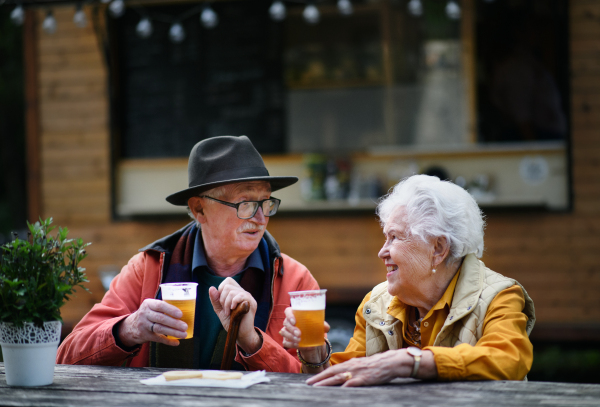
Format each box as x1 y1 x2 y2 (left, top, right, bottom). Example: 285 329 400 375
166 136 298 206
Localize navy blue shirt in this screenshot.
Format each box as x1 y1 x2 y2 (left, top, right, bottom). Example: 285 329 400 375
191 227 264 368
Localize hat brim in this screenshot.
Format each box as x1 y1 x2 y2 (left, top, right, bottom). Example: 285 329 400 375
166 176 299 206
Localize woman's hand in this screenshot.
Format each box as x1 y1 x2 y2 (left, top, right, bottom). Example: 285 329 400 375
306 349 437 387
280 307 330 373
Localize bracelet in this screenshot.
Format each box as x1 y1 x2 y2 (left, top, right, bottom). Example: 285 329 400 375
297 338 332 368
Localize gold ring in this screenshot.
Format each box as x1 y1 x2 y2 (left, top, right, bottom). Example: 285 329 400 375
342 372 352 381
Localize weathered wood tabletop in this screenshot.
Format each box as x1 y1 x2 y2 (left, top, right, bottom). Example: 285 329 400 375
1 363 600 407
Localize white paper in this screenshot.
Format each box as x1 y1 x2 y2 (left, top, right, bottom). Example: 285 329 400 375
140 370 270 388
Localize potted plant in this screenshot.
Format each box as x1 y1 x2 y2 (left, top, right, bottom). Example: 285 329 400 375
0 218 90 386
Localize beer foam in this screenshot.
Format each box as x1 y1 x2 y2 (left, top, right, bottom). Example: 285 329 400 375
160 283 198 300
290 295 326 310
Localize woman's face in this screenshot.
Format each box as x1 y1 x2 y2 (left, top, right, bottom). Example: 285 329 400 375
378 206 434 299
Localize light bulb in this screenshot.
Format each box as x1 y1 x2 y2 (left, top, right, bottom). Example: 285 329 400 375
303 4 319 24
269 1 286 21
136 16 153 38
73 4 87 28
10 5 25 26
446 1 461 20
200 5 218 29
42 10 57 34
337 0 353 16
109 0 125 18
169 22 185 43
407 0 423 17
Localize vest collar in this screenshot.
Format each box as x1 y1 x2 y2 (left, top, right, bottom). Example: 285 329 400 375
444 253 485 326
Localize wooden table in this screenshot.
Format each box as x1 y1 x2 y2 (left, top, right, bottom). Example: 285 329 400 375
2 363 600 407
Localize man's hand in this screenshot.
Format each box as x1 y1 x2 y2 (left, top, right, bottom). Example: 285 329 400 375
208 278 261 354
305 349 437 387
117 299 188 348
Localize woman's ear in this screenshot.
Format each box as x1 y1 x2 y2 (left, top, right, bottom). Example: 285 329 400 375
188 197 207 224
431 236 451 269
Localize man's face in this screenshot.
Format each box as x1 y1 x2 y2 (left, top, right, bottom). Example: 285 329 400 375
197 182 272 261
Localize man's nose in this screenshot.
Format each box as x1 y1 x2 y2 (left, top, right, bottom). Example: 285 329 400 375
251 206 267 224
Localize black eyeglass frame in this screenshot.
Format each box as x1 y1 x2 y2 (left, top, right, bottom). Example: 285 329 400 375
199 195 281 219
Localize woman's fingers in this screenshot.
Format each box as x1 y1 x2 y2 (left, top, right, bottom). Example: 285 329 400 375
284 307 296 324
313 372 352 387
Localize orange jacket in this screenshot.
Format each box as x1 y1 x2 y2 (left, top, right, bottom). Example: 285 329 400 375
56 236 318 373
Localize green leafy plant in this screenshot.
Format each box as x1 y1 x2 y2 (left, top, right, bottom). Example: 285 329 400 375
0 218 90 327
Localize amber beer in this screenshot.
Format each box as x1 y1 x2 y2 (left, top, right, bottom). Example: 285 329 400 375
289 289 327 347
160 283 198 339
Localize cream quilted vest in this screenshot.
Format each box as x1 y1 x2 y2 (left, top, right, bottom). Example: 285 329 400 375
363 254 535 356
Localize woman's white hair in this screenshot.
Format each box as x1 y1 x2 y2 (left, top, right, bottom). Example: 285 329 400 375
376 174 485 264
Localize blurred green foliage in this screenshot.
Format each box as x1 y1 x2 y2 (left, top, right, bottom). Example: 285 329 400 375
529 343 600 384
0 218 90 327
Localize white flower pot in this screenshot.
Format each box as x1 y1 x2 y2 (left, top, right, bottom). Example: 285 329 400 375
0 321 61 387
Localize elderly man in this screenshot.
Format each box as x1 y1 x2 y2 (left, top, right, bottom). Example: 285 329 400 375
57 136 319 372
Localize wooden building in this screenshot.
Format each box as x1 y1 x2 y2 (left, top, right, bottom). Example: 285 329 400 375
19 0 600 341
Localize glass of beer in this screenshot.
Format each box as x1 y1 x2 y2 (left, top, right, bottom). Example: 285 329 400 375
160 282 198 339
289 289 327 347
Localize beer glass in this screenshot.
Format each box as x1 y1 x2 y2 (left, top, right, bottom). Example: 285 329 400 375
160 282 198 339
289 289 327 347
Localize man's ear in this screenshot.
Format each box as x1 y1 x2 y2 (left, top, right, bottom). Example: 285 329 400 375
431 236 450 269
188 197 207 224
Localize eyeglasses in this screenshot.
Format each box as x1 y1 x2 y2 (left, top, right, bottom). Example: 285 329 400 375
199 196 281 219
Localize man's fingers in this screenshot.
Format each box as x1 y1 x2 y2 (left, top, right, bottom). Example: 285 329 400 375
230 293 247 309
324 321 331 333
208 286 223 313
149 309 187 332
218 277 240 292
148 299 182 319
154 333 181 347
152 323 187 339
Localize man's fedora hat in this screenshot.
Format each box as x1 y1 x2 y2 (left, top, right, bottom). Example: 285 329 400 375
166 135 298 206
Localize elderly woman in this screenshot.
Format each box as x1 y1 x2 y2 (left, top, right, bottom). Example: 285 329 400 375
280 175 535 386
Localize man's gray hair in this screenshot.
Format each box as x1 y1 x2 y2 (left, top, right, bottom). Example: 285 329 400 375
376 174 485 264
186 184 230 224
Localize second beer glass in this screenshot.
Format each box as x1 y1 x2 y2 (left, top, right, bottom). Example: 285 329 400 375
289 289 327 347
160 282 198 339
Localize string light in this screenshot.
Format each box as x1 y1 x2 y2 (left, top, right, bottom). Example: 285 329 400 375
200 3 218 29
169 22 185 43
269 1 286 22
407 0 423 17
446 1 461 20
303 3 319 24
73 3 87 28
10 4 24 26
136 16 153 38
42 10 57 34
337 0 353 16
109 0 125 18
